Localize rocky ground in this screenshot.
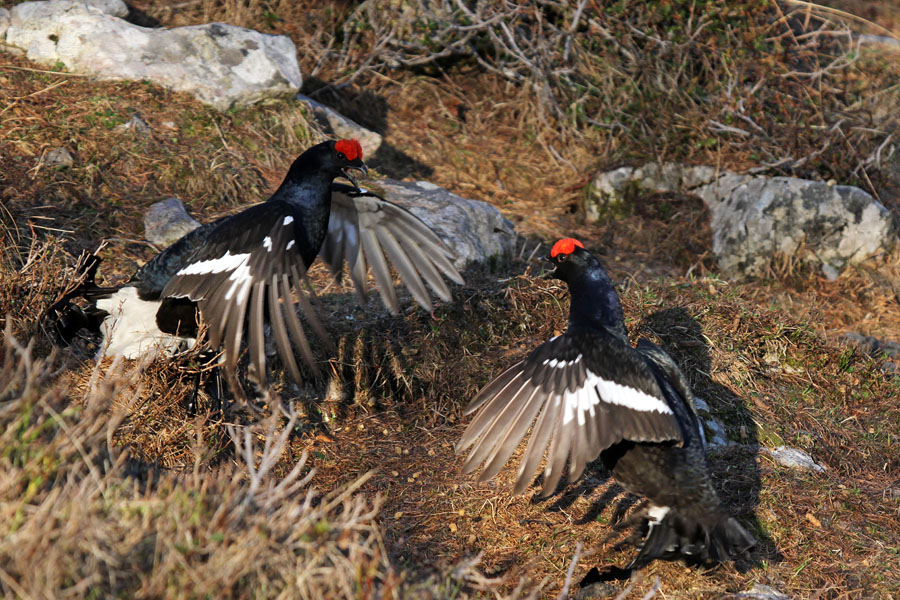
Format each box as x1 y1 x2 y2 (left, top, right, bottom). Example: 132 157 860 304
2 0 900 598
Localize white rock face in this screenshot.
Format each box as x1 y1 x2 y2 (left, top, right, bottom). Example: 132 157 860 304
5 0 302 110
144 198 201 247
586 162 898 278
296 94 383 157
376 179 515 270
0 8 11 39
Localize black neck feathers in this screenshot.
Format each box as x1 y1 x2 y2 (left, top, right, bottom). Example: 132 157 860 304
561 257 628 341
267 154 337 265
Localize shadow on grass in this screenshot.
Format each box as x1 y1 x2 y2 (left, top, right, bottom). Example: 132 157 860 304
639 307 781 568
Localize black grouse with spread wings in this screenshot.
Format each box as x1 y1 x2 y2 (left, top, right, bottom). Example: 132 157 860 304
51 139 463 394
457 238 754 570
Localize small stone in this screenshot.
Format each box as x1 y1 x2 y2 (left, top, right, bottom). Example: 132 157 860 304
822 263 840 281
448 522 458 533
394 446 402 455
576 582 620 600
144 197 201 247
733 583 790 599
857 34 900 48
693 396 711 413
115 113 151 135
768 446 826 472
44 147 74 168
394 511 403 519
703 416 731 449
840 332 900 359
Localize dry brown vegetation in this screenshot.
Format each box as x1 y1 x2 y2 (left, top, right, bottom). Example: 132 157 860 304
2 0 900 598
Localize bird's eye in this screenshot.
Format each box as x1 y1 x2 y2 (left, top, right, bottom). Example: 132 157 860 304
557 254 568 262
337 152 346 160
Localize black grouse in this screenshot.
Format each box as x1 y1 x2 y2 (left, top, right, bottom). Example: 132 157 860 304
456 238 754 570
52 139 464 393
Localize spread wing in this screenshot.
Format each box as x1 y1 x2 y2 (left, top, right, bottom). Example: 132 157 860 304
319 184 464 313
457 333 684 496
161 201 327 389
635 338 706 448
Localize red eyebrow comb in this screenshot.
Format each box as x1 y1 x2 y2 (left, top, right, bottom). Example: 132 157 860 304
550 238 584 257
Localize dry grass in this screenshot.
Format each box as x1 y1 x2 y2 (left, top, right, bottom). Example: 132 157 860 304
3 0 900 597
0 327 394 599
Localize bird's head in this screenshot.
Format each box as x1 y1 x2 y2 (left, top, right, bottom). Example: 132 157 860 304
547 238 598 283
297 138 368 189
332 139 368 189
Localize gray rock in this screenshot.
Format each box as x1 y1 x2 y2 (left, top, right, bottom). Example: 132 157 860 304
703 415 731 450
115 113 151 135
840 332 900 358
693 396 711 413
375 179 515 270
821 263 840 281
733 583 790 599
144 197 201 247
6 1 302 110
296 94 382 157
768 446 826 473
586 162 898 278
700 176 897 277
680 164 719 189
586 162 721 220
10 0 126 23
0 8 11 40
44 147 74 167
585 166 635 221
691 397 731 450
575 581 620 599
857 34 900 49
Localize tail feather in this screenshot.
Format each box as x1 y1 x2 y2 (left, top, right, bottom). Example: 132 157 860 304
45 249 116 344
628 508 755 570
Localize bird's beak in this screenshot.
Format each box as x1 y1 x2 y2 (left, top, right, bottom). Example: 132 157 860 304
341 162 368 191
541 254 560 279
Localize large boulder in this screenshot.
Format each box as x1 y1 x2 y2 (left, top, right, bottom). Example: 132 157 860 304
375 179 515 270
696 174 897 277
5 0 302 110
585 163 898 278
